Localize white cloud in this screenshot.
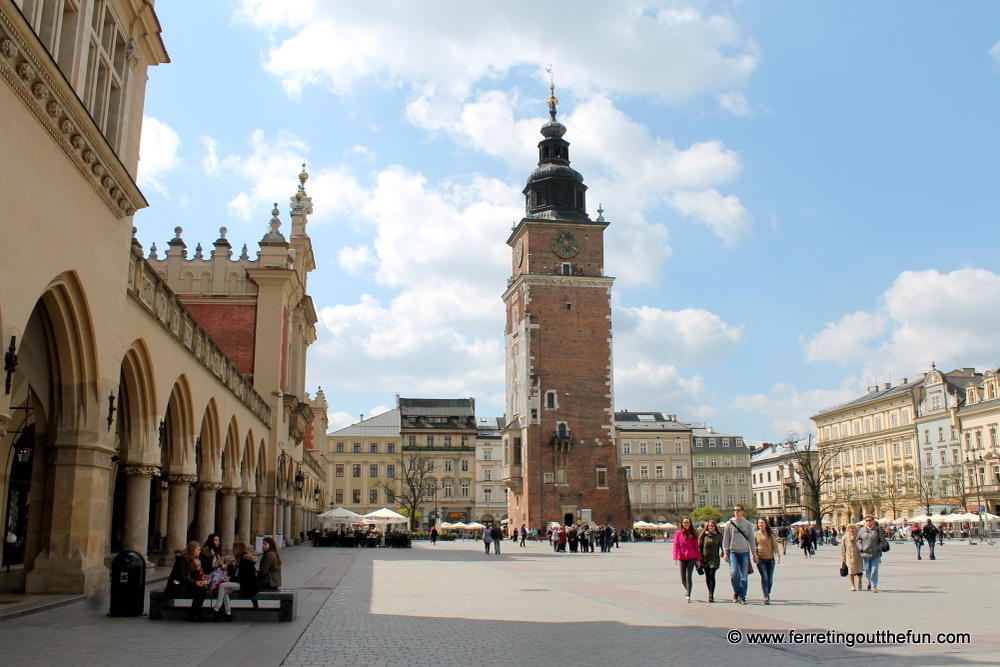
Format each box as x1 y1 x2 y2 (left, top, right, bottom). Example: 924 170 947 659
337 246 373 275
236 1 758 104
613 361 714 419
671 189 752 246
990 41 1000 67
806 268 1000 378
615 305 744 368
137 116 182 195
201 130 368 225
730 380 862 438
717 91 752 116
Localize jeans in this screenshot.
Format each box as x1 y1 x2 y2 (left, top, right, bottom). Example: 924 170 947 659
757 557 775 598
213 581 241 615
915 541 922 558
678 559 696 596
728 551 750 600
862 555 881 589
927 540 935 558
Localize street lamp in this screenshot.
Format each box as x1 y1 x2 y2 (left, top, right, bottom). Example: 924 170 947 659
966 453 986 543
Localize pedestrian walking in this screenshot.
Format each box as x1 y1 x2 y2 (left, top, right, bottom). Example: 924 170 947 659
922 519 938 560
857 515 887 593
911 523 924 560
840 523 863 591
754 517 780 604
722 504 757 604
799 526 814 558
519 524 527 547
430 526 438 545
777 524 789 555
672 516 700 603
483 525 494 554
491 524 503 554
698 520 724 603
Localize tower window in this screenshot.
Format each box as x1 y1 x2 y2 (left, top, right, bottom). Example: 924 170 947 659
535 188 547 206
562 263 571 275
565 302 571 310
546 391 557 409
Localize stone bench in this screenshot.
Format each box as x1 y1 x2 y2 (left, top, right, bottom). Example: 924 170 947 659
148 588 296 622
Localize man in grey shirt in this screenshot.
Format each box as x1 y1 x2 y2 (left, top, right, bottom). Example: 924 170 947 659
722 505 758 604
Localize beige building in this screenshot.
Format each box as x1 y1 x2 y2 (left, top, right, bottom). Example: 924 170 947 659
324 410 400 515
954 370 1000 515
0 0 326 595
475 418 507 526
614 412 694 523
813 379 922 525
750 443 811 524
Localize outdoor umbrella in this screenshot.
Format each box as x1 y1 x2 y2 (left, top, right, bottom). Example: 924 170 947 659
362 508 410 546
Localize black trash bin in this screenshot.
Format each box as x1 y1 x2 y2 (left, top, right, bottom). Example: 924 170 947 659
109 550 146 617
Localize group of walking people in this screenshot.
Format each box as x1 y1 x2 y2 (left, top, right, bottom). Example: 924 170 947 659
673 506 895 604
164 534 283 622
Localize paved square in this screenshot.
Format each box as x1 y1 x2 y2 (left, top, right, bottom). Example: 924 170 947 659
1 538 997 666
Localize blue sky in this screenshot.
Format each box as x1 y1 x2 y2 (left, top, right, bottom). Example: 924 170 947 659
135 1 1000 442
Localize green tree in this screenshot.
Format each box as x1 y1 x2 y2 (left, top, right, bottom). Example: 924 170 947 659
692 505 722 523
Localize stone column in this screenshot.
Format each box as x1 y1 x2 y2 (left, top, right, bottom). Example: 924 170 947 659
218 488 239 555
284 503 293 546
237 492 254 544
122 466 159 565
195 482 223 544
166 475 198 554
275 500 285 537
292 503 303 544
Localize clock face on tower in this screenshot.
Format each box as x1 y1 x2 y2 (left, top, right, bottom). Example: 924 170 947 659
514 238 524 266
550 229 580 258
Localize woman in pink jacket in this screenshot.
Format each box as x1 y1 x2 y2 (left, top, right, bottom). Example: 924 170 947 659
672 516 701 602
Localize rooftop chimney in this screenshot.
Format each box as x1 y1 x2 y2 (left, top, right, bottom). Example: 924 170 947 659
882 383 891 390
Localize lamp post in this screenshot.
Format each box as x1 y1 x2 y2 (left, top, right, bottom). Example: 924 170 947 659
966 453 985 543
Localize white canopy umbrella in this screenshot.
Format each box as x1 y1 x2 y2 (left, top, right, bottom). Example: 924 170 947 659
929 514 953 523
891 516 912 525
449 521 468 530
466 522 486 530
439 521 454 529
658 522 678 530
361 508 410 546
950 512 982 522
319 507 361 522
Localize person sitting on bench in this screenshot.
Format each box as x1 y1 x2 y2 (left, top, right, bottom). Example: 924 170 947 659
212 541 258 621
258 536 282 590
164 541 208 622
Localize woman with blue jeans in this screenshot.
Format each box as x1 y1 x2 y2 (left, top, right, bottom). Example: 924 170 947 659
754 517 780 604
857 515 887 592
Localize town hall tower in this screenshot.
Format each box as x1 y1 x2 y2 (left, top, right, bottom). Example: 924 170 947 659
502 89 630 529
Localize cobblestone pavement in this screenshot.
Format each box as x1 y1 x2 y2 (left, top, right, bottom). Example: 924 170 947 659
2 538 999 667
284 538 1000 667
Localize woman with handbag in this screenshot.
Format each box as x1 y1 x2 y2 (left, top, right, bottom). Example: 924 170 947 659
212 541 258 621
840 523 863 590
799 525 814 558
698 520 724 602
754 518 780 604
857 516 887 592
164 541 209 622
672 516 700 603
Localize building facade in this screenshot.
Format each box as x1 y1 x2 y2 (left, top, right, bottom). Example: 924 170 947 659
813 379 922 525
0 0 326 595
750 443 810 525
502 93 630 530
324 410 400 516
691 428 752 521
614 412 693 522
954 370 1000 515
475 418 508 525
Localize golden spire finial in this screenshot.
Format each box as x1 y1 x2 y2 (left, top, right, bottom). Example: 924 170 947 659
545 65 558 121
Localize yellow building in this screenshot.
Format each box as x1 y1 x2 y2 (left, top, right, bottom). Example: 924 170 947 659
813 379 922 526
614 412 694 523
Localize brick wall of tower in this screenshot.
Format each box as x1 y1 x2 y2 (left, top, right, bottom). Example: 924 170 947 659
517 279 629 529
182 303 258 376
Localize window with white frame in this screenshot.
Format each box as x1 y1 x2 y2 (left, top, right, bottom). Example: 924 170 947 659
654 465 664 479
623 442 631 454
461 460 469 472
484 449 492 460
675 442 683 454
639 442 647 454
460 482 469 497
656 488 666 503
654 441 662 454
675 465 684 479
625 466 632 479
640 465 648 479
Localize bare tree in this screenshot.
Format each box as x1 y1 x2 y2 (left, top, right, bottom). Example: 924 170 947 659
871 478 907 519
913 465 941 514
374 452 434 530
786 432 845 534
943 463 970 510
